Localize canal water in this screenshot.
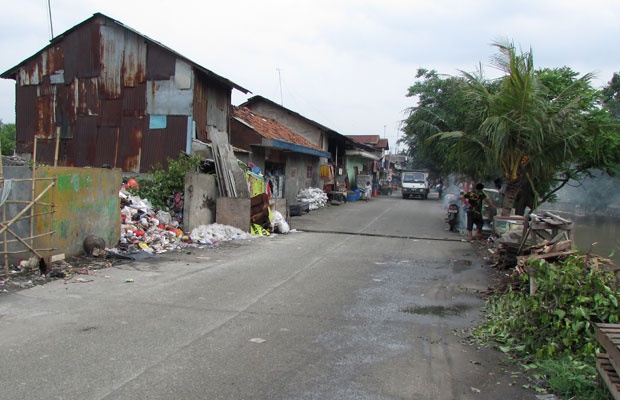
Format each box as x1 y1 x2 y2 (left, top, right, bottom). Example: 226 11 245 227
571 214 619 265
539 173 620 266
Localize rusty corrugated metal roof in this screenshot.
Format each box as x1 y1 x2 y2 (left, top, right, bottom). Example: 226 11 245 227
1 13 250 95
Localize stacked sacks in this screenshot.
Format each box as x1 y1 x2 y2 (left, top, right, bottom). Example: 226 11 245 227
296 188 329 210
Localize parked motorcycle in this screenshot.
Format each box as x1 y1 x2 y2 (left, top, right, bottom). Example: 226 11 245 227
447 202 460 232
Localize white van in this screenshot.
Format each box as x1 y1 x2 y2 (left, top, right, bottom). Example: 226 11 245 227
401 170 429 199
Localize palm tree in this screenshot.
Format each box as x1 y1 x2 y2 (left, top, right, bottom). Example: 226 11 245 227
459 40 589 216
406 41 616 216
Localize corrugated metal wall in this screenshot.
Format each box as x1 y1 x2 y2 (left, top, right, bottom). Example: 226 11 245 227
11 15 232 173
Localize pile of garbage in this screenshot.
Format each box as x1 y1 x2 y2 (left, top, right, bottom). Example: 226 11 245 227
190 223 251 244
117 190 251 256
296 187 329 210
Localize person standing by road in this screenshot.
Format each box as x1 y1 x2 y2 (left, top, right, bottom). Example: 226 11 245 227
463 183 497 241
364 181 372 202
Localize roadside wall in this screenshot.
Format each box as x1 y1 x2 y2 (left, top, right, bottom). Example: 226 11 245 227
35 167 121 258
285 154 320 205
183 173 217 232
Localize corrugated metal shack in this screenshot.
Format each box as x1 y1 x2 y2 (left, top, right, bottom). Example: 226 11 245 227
1 13 249 173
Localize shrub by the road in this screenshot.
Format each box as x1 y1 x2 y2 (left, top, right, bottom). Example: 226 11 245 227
130 155 202 211
473 254 619 399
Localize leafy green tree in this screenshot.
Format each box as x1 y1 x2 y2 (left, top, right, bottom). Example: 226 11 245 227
601 71 620 119
458 42 583 214
0 121 16 156
402 69 473 175
403 41 620 215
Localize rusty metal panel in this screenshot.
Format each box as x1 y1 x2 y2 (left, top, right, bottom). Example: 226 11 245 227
99 24 123 99
74 115 98 166
63 21 99 81
76 78 99 116
99 99 122 127
122 30 146 87
146 42 175 80
206 84 229 132
118 116 145 173
140 115 187 172
15 85 37 154
35 92 55 139
193 73 208 141
55 81 76 139
94 127 119 167
146 80 192 115
122 83 146 117
17 63 41 86
16 45 64 87
41 45 64 78
33 138 56 165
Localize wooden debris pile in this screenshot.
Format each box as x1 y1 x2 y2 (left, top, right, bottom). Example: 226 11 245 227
493 212 575 270
208 126 250 198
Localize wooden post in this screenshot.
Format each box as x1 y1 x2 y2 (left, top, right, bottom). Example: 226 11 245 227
54 127 61 167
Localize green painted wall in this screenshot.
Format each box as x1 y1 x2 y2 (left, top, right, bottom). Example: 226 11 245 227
35 167 121 257
346 157 368 189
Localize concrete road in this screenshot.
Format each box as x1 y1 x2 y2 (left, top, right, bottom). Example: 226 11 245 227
0 190 534 399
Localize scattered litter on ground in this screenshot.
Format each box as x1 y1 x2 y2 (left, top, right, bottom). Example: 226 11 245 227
1 185 327 294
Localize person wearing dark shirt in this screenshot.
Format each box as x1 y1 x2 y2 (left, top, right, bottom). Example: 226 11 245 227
463 183 497 241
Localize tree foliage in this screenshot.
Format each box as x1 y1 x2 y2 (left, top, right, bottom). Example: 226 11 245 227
0 122 16 156
130 154 202 211
601 71 620 119
401 69 483 176
401 41 620 214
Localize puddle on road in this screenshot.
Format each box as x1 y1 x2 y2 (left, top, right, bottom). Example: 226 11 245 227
400 304 471 316
451 259 473 272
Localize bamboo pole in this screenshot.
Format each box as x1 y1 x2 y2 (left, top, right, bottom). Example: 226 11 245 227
2 226 43 258
2 196 6 279
2 230 56 243
0 182 54 237
48 175 55 264
32 137 37 253
54 127 60 167
1 135 5 278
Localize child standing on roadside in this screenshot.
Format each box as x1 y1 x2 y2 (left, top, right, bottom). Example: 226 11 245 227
364 181 372 202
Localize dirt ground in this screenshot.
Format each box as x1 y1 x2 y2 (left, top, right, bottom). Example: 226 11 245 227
0 241 241 294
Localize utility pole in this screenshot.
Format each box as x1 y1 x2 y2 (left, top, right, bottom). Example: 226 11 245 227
276 68 283 106
47 0 54 39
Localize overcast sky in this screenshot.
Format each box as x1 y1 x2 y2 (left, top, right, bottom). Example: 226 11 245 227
1 0 618 152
